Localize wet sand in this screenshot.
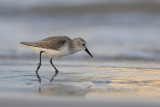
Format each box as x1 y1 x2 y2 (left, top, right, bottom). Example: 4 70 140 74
1 93 160 107
0 59 160 106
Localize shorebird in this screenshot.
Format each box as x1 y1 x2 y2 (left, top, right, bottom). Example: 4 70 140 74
20 36 93 83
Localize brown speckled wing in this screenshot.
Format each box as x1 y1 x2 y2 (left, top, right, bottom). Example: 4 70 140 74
21 36 72 50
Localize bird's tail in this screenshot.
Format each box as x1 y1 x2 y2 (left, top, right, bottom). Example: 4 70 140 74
20 42 30 46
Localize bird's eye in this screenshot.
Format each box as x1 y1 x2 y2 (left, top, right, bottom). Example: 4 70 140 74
83 44 85 47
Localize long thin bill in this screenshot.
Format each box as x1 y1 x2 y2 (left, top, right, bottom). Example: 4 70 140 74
85 48 93 58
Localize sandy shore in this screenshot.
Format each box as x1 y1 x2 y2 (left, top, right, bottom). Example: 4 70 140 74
1 93 160 107
0 59 160 107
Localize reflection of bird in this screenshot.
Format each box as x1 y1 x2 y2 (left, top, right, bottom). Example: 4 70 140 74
20 36 93 83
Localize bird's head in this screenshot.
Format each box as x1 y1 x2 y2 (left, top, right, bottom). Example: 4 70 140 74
73 37 93 58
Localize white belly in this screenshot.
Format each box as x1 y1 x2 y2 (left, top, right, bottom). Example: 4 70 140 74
28 46 72 58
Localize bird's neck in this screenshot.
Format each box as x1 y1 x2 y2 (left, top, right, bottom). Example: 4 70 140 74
72 41 81 52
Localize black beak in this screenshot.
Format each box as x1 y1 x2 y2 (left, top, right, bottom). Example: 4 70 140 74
85 48 93 58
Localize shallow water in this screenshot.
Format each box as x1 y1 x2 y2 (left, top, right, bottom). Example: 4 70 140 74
0 59 160 99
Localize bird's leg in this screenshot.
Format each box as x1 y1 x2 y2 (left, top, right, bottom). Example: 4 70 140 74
50 58 59 82
35 51 44 84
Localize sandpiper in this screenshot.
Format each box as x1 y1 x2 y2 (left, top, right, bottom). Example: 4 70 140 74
20 36 93 83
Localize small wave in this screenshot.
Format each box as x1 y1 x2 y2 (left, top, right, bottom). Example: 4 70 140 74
92 78 112 84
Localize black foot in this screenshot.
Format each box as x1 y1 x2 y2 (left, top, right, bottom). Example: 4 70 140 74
38 78 41 84
50 77 54 82
35 51 44 84
50 70 59 82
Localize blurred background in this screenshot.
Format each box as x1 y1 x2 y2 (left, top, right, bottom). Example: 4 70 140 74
1 0 160 61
